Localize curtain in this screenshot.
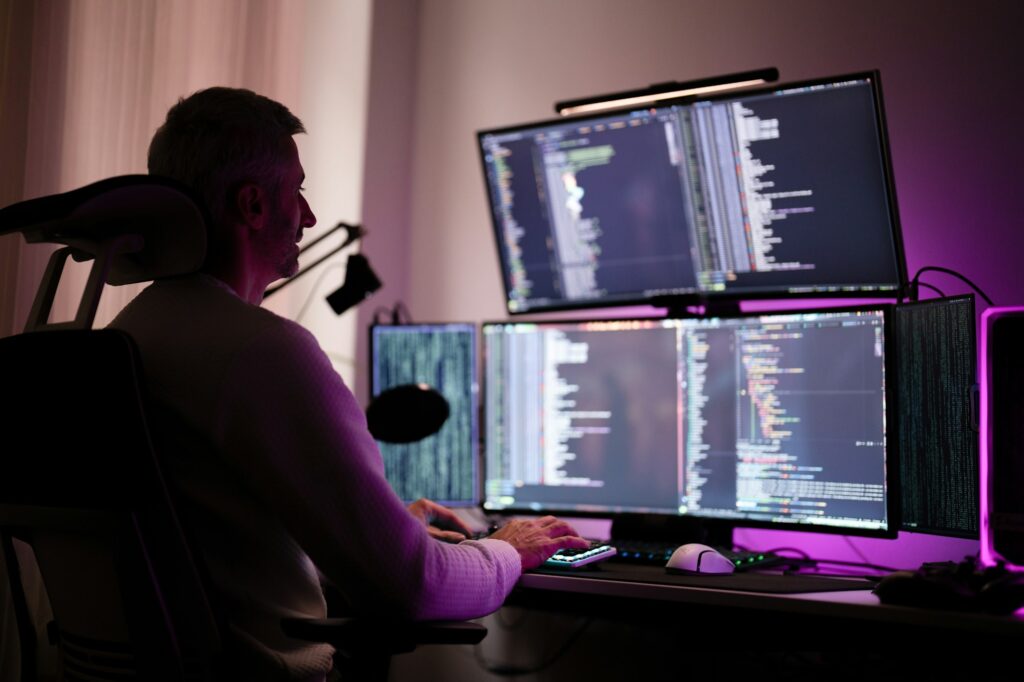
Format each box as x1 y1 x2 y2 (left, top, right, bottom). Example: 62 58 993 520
12 0 309 332
0 1 373 677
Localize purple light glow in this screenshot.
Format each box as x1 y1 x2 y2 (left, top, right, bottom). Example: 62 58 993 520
980 307 1024 571
735 528 977 573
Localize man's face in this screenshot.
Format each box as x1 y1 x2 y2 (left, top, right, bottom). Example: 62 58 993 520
261 137 317 281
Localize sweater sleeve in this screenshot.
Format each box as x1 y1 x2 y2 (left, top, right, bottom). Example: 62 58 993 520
214 319 521 620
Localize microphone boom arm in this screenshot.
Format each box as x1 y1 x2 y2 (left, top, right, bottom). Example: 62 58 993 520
263 221 364 299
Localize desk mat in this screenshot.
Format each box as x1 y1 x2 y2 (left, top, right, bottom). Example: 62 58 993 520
533 562 873 594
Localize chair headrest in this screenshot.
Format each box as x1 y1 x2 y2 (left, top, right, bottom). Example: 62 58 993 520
0 175 207 285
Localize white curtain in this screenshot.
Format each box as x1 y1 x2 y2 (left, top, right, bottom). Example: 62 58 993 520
13 0 311 331
0 1 372 677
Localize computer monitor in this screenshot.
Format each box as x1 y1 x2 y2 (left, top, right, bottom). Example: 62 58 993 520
895 295 979 538
477 71 906 314
482 308 895 537
370 323 478 506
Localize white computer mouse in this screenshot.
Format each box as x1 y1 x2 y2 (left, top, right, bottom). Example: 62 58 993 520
665 543 736 575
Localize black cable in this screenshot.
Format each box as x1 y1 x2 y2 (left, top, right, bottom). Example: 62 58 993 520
371 303 412 326
741 543 897 573
815 559 901 572
764 545 898 573
763 546 811 561
393 301 413 324
474 617 592 676
289 262 346 324
784 557 901 574
843 535 874 567
914 281 946 299
911 265 994 306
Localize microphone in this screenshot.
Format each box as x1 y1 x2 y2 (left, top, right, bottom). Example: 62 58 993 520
325 253 382 315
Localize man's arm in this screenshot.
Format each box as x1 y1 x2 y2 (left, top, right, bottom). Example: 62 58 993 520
215 321 584 619
407 498 590 568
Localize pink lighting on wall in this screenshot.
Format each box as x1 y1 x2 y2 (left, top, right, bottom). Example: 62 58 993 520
980 306 1024 571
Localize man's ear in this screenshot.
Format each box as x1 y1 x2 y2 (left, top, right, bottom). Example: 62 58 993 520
235 182 267 230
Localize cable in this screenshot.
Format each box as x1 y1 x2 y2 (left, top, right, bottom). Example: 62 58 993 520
807 558 901 573
474 617 592 676
842 535 874 567
914 281 946 299
371 302 413 325
910 265 994 306
772 555 900 574
739 543 896 573
393 301 413 324
290 262 346 324
765 545 899 574
761 546 811 561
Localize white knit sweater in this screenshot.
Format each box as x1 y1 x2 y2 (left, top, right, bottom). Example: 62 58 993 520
110 274 520 680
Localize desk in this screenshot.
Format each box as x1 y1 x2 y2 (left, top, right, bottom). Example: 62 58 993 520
388 565 1024 681
510 564 1024 647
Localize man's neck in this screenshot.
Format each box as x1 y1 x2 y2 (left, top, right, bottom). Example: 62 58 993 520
201 262 267 306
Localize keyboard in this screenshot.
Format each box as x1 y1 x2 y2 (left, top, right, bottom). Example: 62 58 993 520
610 539 784 572
544 542 618 569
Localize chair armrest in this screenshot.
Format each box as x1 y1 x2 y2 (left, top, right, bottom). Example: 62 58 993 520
280 617 487 655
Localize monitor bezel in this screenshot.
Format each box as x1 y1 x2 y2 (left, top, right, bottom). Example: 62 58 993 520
476 70 908 316
368 321 481 508
894 294 979 539
480 304 899 539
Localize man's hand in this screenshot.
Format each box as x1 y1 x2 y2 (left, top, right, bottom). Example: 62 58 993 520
407 498 473 543
489 516 590 570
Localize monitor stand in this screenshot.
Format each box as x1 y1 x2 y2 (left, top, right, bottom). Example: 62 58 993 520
650 295 742 319
610 514 734 549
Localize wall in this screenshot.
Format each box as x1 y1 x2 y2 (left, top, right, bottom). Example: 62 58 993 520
404 0 1024 324
266 0 374 387
354 0 422 402
368 1 1022 677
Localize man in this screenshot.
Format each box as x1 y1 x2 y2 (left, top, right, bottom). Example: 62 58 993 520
111 87 588 680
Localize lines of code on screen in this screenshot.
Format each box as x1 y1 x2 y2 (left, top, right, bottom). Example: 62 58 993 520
483 311 890 533
896 296 979 537
477 76 902 314
371 324 477 506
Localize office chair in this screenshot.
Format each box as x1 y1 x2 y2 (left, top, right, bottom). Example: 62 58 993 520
0 176 485 681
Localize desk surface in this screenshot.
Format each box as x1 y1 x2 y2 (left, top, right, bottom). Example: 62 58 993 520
515 563 1024 641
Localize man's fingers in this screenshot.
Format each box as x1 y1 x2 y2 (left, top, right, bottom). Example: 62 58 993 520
542 519 580 539
443 512 474 536
547 535 590 553
427 526 467 543
429 502 473 534
413 498 474 535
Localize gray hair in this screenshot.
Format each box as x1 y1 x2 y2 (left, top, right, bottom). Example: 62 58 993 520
148 87 305 262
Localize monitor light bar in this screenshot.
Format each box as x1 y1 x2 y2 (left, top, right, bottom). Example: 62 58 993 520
554 67 779 116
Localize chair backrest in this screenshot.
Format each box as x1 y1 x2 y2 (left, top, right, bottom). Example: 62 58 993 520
0 328 223 680
1 175 217 680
